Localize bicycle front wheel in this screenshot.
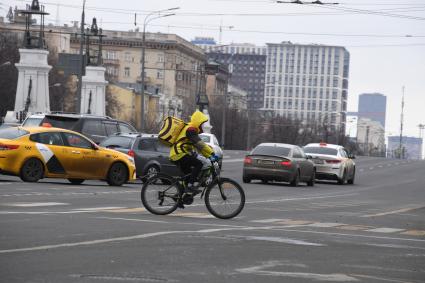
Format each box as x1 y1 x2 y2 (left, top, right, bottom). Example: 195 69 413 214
141 174 180 215
205 177 245 219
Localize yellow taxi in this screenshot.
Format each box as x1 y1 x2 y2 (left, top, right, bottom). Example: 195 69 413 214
0 126 136 186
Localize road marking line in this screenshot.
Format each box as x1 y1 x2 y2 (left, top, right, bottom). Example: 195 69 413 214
401 230 425 236
350 273 415 283
72 207 126 211
369 167 374 170
170 212 214 218
359 169 364 172
251 219 290 223
243 236 325 246
307 222 344 228
2 202 69 207
367 228 406 233
236 261 358 281
103 208 146 213
336 225 374 231
96 217 168 224
276 220 313 225
274 228 425 243
362 205 425 217
246 193 357 204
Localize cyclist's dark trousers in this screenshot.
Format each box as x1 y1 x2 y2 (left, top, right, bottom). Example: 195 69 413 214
175 154 203 184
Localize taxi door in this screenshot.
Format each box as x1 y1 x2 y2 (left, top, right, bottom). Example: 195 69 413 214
31 132 68 176
61 132 107 178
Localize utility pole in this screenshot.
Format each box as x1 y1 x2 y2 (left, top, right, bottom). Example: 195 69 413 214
76 0 86 114
137 8 179 132
218 20 234 45
399 86 405 159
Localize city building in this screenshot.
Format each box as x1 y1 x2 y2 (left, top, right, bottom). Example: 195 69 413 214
387 136 423 160
263 41 350 131
206 52 266 109
198 42 267 55
357 118 385 156
227 84 248 110
69 29 206 117
191 36 216 46
358 93 387 128
205 60 229 107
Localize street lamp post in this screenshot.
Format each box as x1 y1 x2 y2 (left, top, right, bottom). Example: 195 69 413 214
139 7 179 132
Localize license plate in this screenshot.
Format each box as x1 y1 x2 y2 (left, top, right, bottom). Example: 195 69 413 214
260 160 274 165
313 159 324 164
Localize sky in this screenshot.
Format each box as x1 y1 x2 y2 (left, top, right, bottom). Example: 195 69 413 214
2 0 425 138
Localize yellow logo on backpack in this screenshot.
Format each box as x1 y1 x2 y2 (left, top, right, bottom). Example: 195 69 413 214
158 116 186 146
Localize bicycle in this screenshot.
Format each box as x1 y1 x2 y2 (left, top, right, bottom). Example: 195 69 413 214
140 160 245 219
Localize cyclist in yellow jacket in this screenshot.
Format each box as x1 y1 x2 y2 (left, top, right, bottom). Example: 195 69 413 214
170 110 219 194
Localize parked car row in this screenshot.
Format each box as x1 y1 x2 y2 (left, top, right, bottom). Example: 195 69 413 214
243 142 355 186
0 112 224 185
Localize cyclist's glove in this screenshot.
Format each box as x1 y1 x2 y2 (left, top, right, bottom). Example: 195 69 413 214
209 153 219 162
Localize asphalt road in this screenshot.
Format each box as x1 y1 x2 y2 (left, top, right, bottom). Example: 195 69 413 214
1 152 424 283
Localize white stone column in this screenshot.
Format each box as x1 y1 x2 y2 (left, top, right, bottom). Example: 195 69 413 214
81 66 107 116
14 49 52 114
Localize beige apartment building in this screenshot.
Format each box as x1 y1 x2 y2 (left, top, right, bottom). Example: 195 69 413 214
69 30 206 116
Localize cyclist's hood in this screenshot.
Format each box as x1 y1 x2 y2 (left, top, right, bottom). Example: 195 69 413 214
189 110 209 132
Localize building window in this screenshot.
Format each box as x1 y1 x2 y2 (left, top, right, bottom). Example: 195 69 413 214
177 72 183 81
157 70 164 79
158 54 164 63
124 52 132 62
124 67 130 77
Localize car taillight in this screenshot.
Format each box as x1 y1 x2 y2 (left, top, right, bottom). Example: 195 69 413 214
128 150 135 157
0 143 19 150
326 159 341 164
244 156 252 164
280 160 292 167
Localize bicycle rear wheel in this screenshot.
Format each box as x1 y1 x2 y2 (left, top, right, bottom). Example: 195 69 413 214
204 177 245 219
141 174 180 215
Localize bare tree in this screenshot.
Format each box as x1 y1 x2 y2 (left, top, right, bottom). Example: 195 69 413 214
0 32 19 118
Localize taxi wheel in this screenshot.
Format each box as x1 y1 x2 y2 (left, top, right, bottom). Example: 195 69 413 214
107 162 128 186
20 158 44 182
68 178 85 185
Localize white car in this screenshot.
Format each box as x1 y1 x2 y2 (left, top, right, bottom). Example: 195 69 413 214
199 133 223 167
303 143 355 185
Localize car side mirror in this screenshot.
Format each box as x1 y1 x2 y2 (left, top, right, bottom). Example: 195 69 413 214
92 144 99 150
349 154 355 159
306 155 312 159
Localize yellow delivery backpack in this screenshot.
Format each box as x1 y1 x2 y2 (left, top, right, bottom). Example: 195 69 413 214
158 116 187 146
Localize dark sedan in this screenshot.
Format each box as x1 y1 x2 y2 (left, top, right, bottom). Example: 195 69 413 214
99 133 180 180
242 143 315 186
